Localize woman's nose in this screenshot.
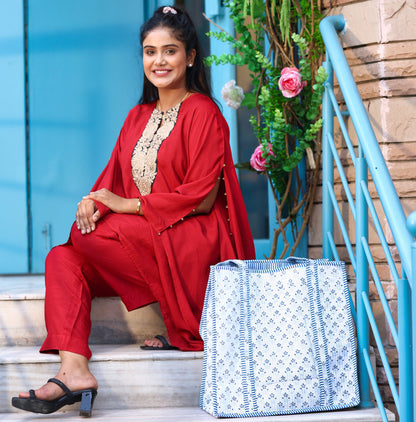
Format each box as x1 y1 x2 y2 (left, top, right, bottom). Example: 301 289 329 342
154 52 166 65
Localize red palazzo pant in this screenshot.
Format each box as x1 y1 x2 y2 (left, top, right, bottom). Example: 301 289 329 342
40 214 158 360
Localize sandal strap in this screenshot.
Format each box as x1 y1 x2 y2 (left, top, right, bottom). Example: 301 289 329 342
29 389 36 399
47 378 73 399
155 335 170 348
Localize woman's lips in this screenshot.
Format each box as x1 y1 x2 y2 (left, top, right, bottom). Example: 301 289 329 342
153 69 171 75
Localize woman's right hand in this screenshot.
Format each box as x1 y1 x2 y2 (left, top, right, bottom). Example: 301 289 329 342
76 198 101 235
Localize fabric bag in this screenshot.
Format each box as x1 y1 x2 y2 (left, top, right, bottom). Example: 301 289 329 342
199 258 359 418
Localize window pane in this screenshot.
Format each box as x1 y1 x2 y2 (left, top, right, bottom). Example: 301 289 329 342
237 65 269 239
175 0 210 59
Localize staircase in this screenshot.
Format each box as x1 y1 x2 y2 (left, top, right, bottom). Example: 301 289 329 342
0 275 395 421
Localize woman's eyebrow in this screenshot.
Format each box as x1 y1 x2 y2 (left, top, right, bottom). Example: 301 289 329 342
143 43 179 49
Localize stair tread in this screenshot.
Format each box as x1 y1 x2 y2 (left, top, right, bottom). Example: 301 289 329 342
1 346 394 421
2 345 204 412
0 406 394 421
0 275 45 300
0 344 203 364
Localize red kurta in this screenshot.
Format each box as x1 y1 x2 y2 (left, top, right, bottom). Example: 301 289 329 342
42 93 255 355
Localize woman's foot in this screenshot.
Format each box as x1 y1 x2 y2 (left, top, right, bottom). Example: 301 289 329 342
18 372 98 401
143 336 165 348
141 334 178 350
18 350 98 401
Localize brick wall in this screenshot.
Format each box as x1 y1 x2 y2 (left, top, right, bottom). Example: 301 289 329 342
309 0 416 418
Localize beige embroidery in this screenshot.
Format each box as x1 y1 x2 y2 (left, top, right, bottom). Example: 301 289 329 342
131 103 181 195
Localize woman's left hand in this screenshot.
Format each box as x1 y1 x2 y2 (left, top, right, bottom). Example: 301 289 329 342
85 189 132 214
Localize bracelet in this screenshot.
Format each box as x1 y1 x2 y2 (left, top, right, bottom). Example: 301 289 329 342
136 198 141 215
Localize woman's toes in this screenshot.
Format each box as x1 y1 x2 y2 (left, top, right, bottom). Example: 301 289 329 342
18 391 30 399
18 382 63 401
144 337 163 348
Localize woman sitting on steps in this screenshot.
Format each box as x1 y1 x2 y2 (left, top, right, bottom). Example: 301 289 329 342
12 5 255 417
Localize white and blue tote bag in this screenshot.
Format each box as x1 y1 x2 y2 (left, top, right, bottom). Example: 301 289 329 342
199 258 360 418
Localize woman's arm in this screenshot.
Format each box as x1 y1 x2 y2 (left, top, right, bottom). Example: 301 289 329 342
85 176 221 222
84 189 140 215
189 178 220 215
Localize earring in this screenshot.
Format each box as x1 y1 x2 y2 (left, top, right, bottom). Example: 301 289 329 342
188 63 193 67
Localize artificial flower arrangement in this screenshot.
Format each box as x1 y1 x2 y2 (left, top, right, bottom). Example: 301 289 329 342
205 0 327 258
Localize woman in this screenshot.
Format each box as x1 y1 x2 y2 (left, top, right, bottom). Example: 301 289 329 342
12 5 255 416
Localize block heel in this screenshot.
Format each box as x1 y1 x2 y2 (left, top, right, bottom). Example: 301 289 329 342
79 389 97 417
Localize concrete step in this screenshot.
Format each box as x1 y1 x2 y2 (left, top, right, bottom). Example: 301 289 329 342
0 406 396 421
1 345 395 421
1 345 203 414
0 275 166 346
0 277 395 421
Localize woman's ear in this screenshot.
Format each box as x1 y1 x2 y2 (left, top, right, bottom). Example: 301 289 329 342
187 49 196 67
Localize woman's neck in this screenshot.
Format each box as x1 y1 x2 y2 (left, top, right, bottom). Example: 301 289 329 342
157 89 189 112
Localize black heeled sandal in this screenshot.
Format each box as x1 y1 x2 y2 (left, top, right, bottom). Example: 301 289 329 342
11 378 98 417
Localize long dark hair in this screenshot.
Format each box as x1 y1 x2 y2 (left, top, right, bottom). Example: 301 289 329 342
139 5 213 104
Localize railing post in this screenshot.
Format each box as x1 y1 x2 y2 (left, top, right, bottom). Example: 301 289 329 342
356 145 372 408
322 57 334 260
406 211 416 422
398 276 412 421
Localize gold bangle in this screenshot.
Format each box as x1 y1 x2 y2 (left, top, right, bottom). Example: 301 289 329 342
136 198 141 215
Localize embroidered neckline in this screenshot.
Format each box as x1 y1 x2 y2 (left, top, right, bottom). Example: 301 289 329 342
131 102 182 195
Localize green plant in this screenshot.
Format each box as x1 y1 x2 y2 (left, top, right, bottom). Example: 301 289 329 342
205 0 327 258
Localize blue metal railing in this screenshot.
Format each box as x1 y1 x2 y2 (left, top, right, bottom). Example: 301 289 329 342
320 15 416 422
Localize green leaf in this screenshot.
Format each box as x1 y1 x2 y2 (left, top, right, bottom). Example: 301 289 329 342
241 92 257 109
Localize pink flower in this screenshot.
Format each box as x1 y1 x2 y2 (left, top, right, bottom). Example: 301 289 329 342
250 144 274 172
278 67 307 98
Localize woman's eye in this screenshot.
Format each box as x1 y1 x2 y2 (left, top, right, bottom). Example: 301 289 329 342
166 49 176 55
144 50 154 56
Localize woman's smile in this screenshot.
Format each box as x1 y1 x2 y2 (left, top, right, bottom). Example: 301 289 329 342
153 69 172 75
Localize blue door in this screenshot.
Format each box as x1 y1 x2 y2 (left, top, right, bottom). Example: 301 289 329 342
28 1 146 272
0 0 28 273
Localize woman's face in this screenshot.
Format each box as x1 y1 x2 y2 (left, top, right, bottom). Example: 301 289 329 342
142 26 195 92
